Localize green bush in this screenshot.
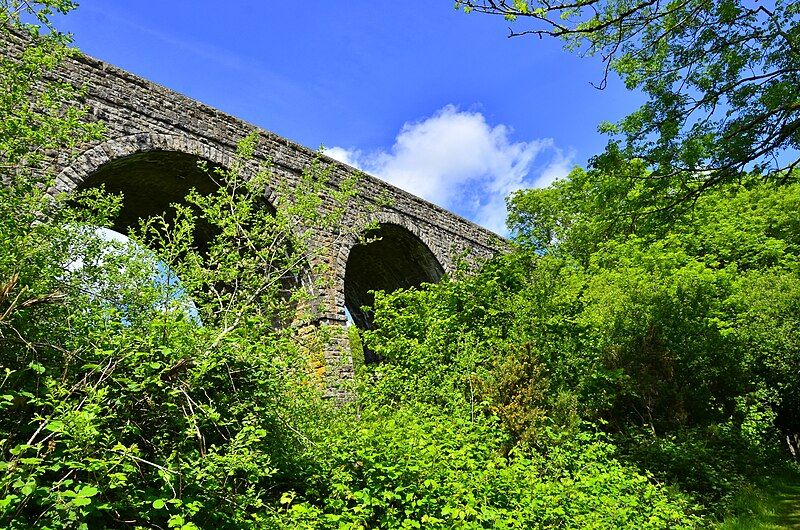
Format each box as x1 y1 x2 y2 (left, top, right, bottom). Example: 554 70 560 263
279 405 700 529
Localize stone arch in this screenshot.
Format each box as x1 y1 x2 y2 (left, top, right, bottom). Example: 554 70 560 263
55 132 310 325
339 213 445 361
54 133 236 195
55 133 243 249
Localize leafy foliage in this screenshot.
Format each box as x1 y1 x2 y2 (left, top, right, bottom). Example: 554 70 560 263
0 1 101 171
3 2 799 528
457 0 800 206
360 166 800 521
0 8 357 525
281 406 699 529
0 129 361 527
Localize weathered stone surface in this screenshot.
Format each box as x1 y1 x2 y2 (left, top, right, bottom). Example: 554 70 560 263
6 35 506 392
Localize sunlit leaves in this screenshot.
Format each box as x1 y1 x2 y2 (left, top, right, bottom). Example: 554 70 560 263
458 0 800 203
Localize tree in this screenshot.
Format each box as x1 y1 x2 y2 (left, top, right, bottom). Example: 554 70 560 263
1 1 100 174
0 4 362 526
456 0 800 207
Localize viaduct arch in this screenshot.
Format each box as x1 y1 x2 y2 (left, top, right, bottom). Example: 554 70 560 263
58 134 232 251
9 39 506 394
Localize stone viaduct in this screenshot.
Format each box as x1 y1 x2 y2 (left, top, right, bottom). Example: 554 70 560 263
14 39 505 387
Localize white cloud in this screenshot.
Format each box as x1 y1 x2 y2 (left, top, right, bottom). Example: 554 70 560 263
322 146 363 169
535 147 574 188
324 105 574 234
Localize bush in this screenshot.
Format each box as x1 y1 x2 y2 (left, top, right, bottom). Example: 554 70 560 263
280 405 700 529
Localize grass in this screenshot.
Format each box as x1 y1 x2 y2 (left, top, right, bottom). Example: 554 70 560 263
716 470 800 529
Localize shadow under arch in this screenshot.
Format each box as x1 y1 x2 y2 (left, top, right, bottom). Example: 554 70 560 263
344 222 445 362
57 133 239 252
76 150 222 250
61 134 305 328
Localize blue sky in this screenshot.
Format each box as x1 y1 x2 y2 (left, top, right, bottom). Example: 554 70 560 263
59 1 642 234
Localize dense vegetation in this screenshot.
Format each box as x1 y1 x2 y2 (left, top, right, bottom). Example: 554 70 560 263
1 1 798 528
354 165 800 526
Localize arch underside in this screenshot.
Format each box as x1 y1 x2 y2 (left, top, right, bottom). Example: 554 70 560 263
344 223 444 360
73 147 304 326
77 150 220 245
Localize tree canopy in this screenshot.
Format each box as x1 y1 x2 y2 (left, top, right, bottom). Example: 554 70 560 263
457 0 800 207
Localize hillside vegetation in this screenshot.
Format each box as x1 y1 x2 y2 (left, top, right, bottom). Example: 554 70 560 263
2 2 799 528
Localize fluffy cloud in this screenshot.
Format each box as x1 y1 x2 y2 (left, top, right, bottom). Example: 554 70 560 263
324 105 573 234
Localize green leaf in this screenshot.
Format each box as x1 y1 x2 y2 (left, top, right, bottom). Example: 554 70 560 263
79 485 99 497
29 362 46 374
71 496 91 507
